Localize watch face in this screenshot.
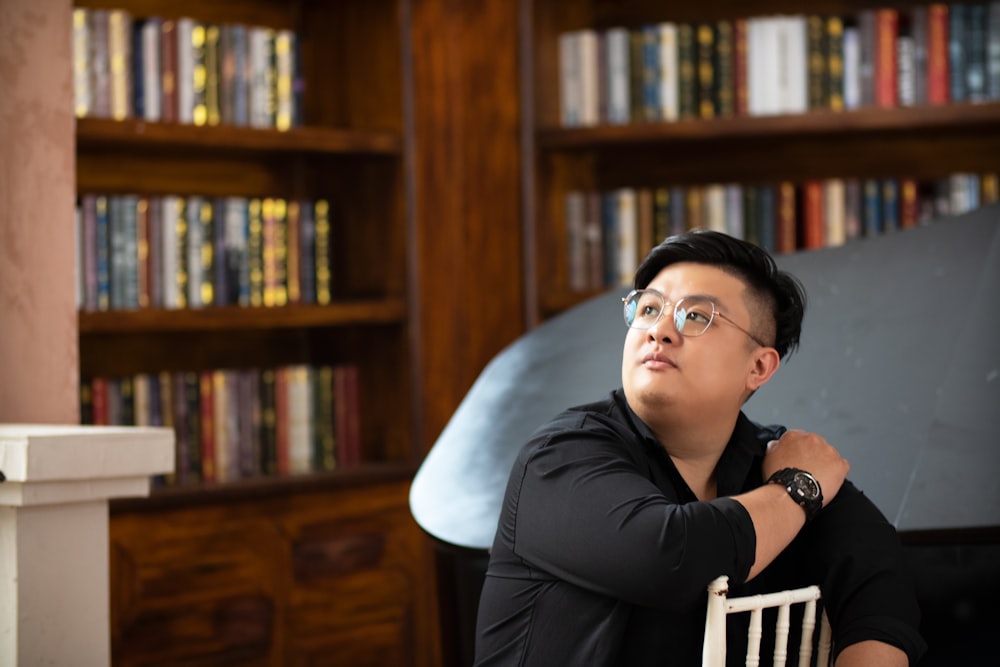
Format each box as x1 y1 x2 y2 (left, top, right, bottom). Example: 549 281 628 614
793 471 821 500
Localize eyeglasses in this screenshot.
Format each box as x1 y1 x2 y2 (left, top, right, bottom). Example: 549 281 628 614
622 289 767 347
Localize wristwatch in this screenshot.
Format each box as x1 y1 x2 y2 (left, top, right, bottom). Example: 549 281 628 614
767 468 823 522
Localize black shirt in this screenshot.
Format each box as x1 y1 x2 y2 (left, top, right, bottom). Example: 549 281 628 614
474 389 926 666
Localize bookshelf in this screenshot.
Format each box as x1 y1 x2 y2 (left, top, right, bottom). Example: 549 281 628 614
521 0 1000 323
71 0 440 663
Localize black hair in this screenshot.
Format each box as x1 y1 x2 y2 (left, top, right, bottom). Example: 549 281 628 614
633 230 806 359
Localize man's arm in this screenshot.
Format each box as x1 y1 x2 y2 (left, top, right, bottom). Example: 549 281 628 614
734 429 850 580
836 640 908 666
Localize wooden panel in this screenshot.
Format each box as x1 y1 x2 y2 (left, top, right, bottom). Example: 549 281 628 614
109 481 435 667
410 0 526 450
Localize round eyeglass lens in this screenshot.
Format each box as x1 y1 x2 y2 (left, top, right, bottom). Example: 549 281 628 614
624 291 665 328
674 297 715 336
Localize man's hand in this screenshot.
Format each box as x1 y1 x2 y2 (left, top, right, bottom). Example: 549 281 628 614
763 429 850 508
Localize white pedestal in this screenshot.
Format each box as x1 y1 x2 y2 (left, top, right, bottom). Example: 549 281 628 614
0 425 174 667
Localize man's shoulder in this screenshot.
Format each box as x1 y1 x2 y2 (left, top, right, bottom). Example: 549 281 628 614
736 412 787 450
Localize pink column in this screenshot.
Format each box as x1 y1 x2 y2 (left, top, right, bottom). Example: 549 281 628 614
0 0 78 423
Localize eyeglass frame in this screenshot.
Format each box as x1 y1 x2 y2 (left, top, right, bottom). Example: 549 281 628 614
622 288 769 348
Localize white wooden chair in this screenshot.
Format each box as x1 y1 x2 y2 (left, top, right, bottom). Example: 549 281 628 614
702 575 832 667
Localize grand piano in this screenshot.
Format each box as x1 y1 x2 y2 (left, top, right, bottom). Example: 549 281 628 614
411 204 1000 666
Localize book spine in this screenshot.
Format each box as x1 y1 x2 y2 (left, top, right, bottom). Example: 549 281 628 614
715 21 734 117
141 18 162 122
285 200 301 304
824 179 846 247
677 24 697 119
862 179 882 236
989 3 1000 99
298 200 316 304
807 15 827 110
927 4 950 104
73 9 91 118
314 199 332 305
275 30 295 130
199 371 215 483
248 198 264 306
911 7 929 106
802 180 824 249
204 24 222 126
95 195 111 311
191 23 208 126
827 17 845 110
733 19 749 116
875 9 899 108
949 4 967 102
176 18 195 124
88 9 111 119
966 4 988 101
776 181 798 253
696 23 716 119
160 19 178 123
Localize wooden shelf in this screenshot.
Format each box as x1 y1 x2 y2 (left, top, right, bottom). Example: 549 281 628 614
78 298 407 334
536 103 1000 149
76 117 403 155
110 461 417 513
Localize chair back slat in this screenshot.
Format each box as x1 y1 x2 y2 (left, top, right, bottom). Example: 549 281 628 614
702 576 832 667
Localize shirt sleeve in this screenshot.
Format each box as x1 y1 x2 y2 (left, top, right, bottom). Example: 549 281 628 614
802 481 927 664
505 418 757 610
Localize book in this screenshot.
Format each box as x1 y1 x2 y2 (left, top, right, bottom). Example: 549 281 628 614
824 179 846 246
298 199 316 304
605 27 631 124
275 30 295 130
160 18 178 122
566 191 588 291
827 17 845 110
733 19 749 116
807 15 827 109
176 17 196 124
989 3 1000 99
88 9 111 119
911 6 930 105
641 25 661 121
73 9 90 118
657 23 678 121
875 9 899 108
204 24 222 126
108 9 132 121
714 21 734 117
776 181 798 253
696 23 716 119
927 4 950 104
248 198 264 306
801 180 824 250
314 199 332 305
677 24 697 119
966 3 988 101
842 25 861 109
949 4 967 102
95 195 111 311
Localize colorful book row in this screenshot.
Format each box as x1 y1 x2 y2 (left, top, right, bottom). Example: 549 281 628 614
72 7 303 129
559 2 1000 126
75 194 334 312
80 364 361 486
566 172 998 291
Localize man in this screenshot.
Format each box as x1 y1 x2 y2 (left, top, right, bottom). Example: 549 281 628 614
473 231 925 666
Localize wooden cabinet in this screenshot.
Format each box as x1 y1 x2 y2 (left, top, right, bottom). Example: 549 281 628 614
72 0 441 663
521 0 1000 323
109 479 437 666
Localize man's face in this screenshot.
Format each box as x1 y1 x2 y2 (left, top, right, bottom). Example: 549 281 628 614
621 262 766 423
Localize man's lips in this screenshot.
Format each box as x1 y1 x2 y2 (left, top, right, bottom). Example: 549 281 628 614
642 352 677 369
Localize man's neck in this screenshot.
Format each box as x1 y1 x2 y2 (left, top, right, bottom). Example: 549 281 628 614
653 414 739 502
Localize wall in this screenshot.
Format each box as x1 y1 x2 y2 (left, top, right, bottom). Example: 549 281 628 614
0 0 78 424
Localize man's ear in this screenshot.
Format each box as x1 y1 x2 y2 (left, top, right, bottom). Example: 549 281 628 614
746 346 781 392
